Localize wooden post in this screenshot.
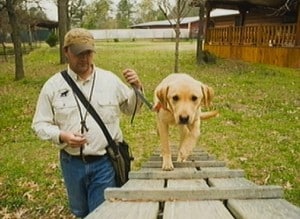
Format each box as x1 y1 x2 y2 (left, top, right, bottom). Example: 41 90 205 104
295 2 300 46
205 6 212 43
238 8 247 45
196 3 205 63
238 7 247 27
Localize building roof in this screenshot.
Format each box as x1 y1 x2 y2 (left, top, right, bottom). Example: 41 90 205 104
191 0 298 15
131 9 239 28
30 20 58 29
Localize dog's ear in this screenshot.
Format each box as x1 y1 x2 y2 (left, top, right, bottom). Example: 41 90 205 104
155 86 169 109
201 84 214 107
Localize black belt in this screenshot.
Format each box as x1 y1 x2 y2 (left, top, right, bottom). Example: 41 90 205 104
62 150 105 163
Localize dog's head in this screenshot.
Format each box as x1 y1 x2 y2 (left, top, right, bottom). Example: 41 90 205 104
154 73 214 125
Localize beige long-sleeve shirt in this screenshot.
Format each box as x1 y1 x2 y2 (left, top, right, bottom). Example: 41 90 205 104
32 66 142 156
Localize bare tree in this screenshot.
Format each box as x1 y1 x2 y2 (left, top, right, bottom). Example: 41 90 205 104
57 0 89 63
58 0 69 64
158 0 192 73
194 0 205 64
0 30 8 62
0 4 9 62
5 0 24 80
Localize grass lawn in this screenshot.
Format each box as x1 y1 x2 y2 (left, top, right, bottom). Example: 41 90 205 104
0 40 299 218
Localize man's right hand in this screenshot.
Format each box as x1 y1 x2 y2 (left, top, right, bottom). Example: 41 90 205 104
59 131 87 148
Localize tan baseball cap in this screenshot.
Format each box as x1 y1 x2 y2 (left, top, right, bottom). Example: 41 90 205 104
63 28 95 55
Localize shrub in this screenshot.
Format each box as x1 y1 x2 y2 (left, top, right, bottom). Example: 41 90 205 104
203 50 216 64
45 32 58 47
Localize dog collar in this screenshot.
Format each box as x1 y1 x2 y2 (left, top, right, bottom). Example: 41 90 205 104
153 103 162 112
153 103 172 113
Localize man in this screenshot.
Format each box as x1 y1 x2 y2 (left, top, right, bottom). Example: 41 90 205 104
32 28 143 217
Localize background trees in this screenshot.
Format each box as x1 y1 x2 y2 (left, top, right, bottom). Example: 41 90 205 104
82 0 114 29
0 0 50 79
0 0 202 79
116 0 135 28
158 0 195 73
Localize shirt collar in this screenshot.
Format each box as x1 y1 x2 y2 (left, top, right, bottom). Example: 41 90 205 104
67 65 95 82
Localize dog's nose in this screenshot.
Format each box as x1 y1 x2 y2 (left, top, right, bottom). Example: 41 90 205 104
179 115 189 124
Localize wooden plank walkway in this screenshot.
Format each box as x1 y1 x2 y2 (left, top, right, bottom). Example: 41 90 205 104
86 148 300 219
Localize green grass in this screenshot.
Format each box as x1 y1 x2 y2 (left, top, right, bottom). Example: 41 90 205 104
0 41 299 218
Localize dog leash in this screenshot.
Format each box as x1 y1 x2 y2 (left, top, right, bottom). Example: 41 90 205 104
132 87 153 110
130 86 154 124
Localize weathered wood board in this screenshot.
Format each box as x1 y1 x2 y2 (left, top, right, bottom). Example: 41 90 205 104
143 160 226 168
164 201 234 219
105 186 283 201
85 201 159 219
86 147 300 219
129 167 244 179
227 199 300 219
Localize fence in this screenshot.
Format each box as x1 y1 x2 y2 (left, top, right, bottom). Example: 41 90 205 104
89 28 190 40
206 24 297 47
204 24 300 68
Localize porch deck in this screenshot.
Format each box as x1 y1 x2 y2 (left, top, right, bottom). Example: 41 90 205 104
205 24 300 68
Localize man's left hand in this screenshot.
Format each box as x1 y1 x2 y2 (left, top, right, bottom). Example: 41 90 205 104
122 69 142 89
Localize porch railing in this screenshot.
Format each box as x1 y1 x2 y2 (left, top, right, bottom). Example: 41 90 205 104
206 24 296 47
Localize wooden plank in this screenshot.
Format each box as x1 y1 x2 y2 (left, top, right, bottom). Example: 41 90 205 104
148 154 213 161
153 147 205 154
200 167 229 171
85 201 159 219
86 179 163 219
167 179 209 189
164 201 234 219
122 179 164 189
227 199 300 219
142 160 226 168
129 168 244 179
105 186 283 201
208 177 257 188
152 151 207 156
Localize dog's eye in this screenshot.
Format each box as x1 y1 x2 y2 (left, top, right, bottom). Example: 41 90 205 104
173 95 179 101
191 95 198 101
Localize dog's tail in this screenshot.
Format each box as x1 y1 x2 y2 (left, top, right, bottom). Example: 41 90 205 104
200 110 219 120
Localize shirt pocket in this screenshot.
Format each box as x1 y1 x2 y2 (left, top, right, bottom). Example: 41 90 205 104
53 98 78 123
96 99 119 124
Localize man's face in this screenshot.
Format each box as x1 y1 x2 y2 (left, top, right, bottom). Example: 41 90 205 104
64 48 94 75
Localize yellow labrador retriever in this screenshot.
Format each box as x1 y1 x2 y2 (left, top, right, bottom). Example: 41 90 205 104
153 73 218 171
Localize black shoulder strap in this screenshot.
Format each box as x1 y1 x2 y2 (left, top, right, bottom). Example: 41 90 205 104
61 70 117 151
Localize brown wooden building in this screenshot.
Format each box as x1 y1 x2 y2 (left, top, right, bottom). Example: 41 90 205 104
191 0 300 68
130 9 239 38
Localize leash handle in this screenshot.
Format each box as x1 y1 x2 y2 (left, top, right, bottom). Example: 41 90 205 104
132 86 153 110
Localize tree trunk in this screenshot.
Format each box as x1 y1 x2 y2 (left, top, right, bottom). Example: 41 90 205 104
58 0 69 64
174 28 180 73
6 0 25 80
1 42 8 62
196 3 205 64
174 0 182 73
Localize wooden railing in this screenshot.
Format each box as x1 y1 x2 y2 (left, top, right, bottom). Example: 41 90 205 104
206 24 296 47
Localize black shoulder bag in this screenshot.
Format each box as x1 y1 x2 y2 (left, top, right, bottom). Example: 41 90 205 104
61 70 133 187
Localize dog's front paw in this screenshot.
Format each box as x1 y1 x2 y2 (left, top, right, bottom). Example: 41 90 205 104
162 154 174 171
177 151 188 162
